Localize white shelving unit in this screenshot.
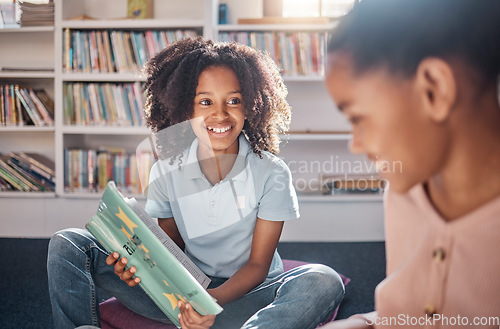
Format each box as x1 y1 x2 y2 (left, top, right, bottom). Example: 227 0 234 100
0 0 384 241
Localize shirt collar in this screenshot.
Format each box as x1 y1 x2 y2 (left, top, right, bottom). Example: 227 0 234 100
182 134 251 181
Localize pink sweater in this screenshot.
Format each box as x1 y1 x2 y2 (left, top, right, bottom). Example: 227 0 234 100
374 185 500 328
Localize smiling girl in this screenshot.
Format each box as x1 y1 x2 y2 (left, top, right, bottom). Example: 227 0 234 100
47 37 345 329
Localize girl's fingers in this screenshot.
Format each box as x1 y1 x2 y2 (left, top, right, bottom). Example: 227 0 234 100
178 302 215 328
126 276 141 287
106 254 140 286
114 256 128 274
120 266 136 280
179 313 211 329
105 252 119 265
186 304 215 326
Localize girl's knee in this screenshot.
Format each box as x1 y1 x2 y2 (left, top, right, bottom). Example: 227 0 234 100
48 228 93 256
299 264 345 301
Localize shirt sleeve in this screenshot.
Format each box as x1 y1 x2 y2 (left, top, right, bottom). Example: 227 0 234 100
144 161 174 218
257 159 300 221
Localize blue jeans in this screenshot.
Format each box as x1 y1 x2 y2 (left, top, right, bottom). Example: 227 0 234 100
48 228 345 329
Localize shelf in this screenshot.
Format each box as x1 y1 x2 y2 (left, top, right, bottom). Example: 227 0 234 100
0 71 55 79
0 26 54 33
0 191 56 198
0 126 55 132
282 132 351 141
298 193 383 203
62 125 150 135
217 23 337 32
61 191 145 200
61 19 205 30
62 72 145 82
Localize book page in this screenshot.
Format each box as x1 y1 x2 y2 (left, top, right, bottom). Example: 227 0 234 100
124 197 211 288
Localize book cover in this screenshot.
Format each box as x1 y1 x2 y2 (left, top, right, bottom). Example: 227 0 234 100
127 0 153 19
85 181 223 327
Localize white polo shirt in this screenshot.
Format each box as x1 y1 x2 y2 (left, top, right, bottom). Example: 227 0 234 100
145 134 299 278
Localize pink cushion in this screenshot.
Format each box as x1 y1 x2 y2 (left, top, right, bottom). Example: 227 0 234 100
100 260 350 329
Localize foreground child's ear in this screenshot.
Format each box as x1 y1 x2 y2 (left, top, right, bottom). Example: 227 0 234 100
415 57 457 123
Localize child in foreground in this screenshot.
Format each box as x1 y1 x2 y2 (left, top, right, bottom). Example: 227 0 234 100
47 37 345 329
323 0 500 328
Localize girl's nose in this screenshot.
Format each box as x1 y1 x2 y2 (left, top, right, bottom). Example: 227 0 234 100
348 134 365 154
211 104 229 120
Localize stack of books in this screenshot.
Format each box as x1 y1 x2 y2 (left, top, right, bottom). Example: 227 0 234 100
321 174 386 195
17 0 54 27
0 152 55 192
1 85 54 126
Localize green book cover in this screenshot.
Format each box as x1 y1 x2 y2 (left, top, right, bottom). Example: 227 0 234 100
85 181 223 328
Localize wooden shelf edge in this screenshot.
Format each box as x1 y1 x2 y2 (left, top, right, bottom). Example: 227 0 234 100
298 193 384 203
217 22 337 31
0 126 55 132
61 125 151 135
61 18 205 29
0 191 56 198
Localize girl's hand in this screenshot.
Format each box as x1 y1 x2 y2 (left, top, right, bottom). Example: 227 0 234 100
178 301 216 329
321 313 376 329
105 252 141 287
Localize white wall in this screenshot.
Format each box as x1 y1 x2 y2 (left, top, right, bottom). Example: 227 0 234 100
0 195 384 241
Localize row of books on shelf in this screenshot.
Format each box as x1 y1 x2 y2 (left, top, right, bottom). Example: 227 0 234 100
63 29 199 74
0 152 55 192
64 82 145 126
64 148 154 195
218 31 327 76
1 85 54 127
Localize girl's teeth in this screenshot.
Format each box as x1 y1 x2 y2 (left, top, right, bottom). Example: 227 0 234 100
209 127 230 133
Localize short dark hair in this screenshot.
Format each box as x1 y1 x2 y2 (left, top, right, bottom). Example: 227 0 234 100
143 37 291 162
328 0 500 83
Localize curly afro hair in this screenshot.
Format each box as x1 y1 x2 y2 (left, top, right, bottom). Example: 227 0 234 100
143 37 291 162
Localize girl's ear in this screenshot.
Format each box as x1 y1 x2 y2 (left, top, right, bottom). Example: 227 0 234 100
414 58 457 123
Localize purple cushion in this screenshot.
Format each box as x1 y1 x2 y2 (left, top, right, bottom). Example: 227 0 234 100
100 260 350 329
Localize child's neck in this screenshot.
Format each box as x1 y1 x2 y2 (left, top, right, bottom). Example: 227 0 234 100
426 93 500 221
197 148 239 186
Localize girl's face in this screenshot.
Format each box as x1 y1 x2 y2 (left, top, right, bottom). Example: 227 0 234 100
191 65 245 157
325 52 447 193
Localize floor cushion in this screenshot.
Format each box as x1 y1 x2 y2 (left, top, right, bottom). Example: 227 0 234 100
100 260 350 329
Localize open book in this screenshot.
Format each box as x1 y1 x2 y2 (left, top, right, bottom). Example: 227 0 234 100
85 181 223 328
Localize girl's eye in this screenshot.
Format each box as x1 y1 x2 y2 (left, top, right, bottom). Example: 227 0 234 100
200 99 212 106
228 98 241 105
349 116 361 125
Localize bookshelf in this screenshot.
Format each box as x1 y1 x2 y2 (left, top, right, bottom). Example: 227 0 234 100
0 0 384 242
